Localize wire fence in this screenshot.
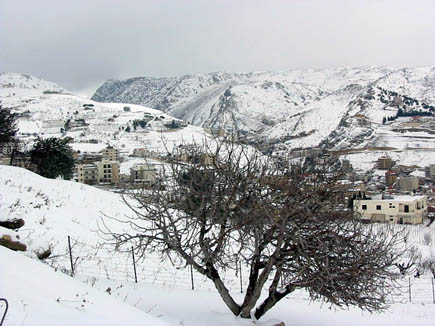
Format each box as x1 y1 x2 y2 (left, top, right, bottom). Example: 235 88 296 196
370 223 435 246
47 235 435 305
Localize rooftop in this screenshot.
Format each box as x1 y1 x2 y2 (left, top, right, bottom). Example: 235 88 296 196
369 194 426 201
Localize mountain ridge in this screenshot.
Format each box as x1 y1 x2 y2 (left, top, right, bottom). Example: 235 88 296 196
91 66 435 153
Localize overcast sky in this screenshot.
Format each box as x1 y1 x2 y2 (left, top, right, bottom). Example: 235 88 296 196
1 0 435 97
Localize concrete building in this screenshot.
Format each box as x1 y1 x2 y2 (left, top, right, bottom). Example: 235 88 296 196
385 170 398 186
0 142 26 155
79 152 103 164
398 175 419 192
377 156 395 170
291 147 323 158
132 148 149 158
425 164 435 182
341 159 352 172
354 194 427 225
130 164 157 184
101 146 119 162
77 164 98 185
96 160 120 185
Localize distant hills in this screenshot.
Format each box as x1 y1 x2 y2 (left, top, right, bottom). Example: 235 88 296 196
91 67 435 154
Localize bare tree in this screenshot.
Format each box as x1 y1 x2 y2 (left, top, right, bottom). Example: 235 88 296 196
106 140 408 320
420 258 435 278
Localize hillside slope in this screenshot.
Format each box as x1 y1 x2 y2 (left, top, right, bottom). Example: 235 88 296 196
0 73 211 156
92 67 435 154
1 165 435 326
0 246 170 326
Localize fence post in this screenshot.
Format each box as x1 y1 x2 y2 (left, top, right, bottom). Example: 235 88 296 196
239 260 243 293
190 255 195 290
408 277 411 302
432 277 434 304
67 235 74 277
131 246 137 283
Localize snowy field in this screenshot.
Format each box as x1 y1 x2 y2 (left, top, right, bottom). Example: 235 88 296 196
1 165 435 325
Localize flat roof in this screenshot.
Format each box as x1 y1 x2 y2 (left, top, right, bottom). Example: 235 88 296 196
368 194 426 201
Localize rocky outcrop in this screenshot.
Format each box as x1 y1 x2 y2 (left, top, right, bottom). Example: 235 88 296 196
0 218 25 230
0 234 26 251
0 218 27 251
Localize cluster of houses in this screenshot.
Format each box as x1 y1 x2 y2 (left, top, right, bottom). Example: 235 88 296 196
74 146 159 187
351 156 434 225
288 148 434 225
2 139 434 225
75 146 121 186
0 142 34 171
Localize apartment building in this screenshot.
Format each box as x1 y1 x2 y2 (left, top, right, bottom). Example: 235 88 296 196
130 163 157 184
376 156 395 170
77 160 119 185
426 164 435 182
354 194 427 225
101 146 119 162
96 160 120 185
398 175 419 192
77 164 98 185
385 170 398 186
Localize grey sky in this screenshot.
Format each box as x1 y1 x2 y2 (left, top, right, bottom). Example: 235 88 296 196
1 0 435 97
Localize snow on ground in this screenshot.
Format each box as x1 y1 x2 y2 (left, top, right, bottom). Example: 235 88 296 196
1 83 213 157
3 71 434 172
70 142 107 153
344 148 435 173
0 246 170 326
0 72 66 94
0 166 134 258
84 279 435 326
1 165 435 325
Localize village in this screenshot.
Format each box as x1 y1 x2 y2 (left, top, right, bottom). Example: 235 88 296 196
1 136 434 226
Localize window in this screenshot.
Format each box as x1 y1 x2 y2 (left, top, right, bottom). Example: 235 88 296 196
404 205 409 213
376 205 381 210
362 205 367 210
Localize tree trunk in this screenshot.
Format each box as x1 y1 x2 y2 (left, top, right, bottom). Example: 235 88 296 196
254 285 296 320
240 259 276 318
205 263 241 316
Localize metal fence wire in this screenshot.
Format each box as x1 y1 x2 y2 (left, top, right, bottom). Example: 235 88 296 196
52 236 435 304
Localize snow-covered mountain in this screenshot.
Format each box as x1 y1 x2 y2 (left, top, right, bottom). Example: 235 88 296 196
92 67 435 154
0 72 66 94
2 70 434 171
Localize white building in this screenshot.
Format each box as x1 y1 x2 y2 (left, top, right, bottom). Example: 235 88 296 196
354 194 427 225
96 160 120 185
425 164 435 182
101 146 119 162
77 164 98 185
130 163 157 184
398 175 419 192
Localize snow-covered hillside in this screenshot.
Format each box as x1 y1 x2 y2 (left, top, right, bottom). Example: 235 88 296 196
0 72 66 95
1 70 434 170
91 67 435 157
0 245 170 326
0 73 212 156
1 165 435 325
